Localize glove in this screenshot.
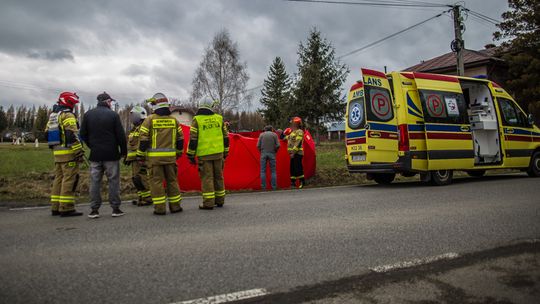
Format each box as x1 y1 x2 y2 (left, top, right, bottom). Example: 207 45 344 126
123 158 132 166
188 156 196 165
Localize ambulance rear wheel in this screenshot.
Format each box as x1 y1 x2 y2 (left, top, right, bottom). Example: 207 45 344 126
373 173 396 184
466 170 485 177
430 170 453 186
527 151 540 177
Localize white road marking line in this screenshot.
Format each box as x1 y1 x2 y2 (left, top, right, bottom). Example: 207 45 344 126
172 288 268 304
370 252 460 273
9 201 134 211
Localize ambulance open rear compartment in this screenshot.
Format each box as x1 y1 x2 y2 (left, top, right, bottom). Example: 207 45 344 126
460 80 502 165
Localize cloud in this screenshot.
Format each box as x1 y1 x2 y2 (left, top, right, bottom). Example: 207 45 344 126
27 49 74 61
0 0 509 109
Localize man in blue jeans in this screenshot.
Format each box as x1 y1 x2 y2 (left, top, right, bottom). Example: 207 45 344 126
257 125 280 190
80 92 127 218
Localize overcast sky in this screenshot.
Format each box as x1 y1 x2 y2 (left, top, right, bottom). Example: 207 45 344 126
0 0 509 109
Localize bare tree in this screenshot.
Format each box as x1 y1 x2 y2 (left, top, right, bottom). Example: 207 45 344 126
190 29 249 113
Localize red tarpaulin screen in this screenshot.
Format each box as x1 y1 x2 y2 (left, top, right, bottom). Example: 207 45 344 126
176 125 316 191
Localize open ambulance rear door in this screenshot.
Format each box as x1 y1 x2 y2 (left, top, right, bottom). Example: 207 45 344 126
346 68 399 171
412 72 474 171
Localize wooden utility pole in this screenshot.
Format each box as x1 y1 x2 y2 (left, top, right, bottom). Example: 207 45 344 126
452 5 465 76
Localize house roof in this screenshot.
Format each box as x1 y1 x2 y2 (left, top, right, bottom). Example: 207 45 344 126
404 47 504 73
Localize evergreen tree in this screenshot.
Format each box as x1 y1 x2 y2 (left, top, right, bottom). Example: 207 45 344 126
494 0 540 125
34 106 49 141
26 106 35 131
292 28 349 144
14 106 26 130
6 105 15 129
0 106 7 137
260 57 292 128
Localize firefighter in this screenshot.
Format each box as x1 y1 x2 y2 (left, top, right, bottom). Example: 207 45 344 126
125 106 152 206
46 92 85 217
187 98 229 210
138 93 183 215
288 117 305 189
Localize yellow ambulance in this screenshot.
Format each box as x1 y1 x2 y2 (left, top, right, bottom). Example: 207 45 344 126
345 68 540 185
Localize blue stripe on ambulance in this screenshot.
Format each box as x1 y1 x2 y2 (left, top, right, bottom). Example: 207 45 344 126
406 93 423 118
408 124 425 132
368 122 397 132
425 124 466 132
347 130 366 139
504 128 532 135
408 109 423 119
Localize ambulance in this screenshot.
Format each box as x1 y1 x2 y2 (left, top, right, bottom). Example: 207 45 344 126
345 68 540 185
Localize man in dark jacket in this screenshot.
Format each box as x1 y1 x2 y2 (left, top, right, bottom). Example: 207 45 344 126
80 92 127 218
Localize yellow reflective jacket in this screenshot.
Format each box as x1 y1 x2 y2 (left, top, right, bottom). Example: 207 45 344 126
138 114 183 165
287 129 304 156
126 124 141 161
46 111 83 163
187 110 229 160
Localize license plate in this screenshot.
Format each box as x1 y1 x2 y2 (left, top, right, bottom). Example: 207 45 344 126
352 154 366 162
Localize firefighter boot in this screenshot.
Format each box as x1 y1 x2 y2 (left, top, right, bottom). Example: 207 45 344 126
51 202 60 216
139 196 153 206
215 196 225 208
169 203 183 214
153 203 166 215
59 203 83 217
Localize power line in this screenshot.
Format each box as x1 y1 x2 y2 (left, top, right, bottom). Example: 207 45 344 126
465 8 500 24
465 9 500 25
286 0 450 8
337 9 450 59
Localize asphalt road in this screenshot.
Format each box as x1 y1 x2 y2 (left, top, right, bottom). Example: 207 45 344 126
0 174 539 304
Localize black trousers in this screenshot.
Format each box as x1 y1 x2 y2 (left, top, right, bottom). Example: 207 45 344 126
290 154 304 180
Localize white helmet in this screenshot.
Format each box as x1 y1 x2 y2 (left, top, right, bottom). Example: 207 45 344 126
130 106 147 125
198 95 218 109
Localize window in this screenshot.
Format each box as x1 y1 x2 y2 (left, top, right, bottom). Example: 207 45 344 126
365 86 394 122
419 90 468 124
348 97 365 129
498 98 529 128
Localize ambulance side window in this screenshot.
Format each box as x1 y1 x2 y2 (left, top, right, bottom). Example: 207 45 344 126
498 98 528 128
365 86 394 122
419 90 468 124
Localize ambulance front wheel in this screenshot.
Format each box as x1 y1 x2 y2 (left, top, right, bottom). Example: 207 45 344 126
373 173 396 185
527 151 540 177
430 170 453 186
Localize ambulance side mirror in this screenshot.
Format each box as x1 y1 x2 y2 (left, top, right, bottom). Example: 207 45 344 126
528 114 535 127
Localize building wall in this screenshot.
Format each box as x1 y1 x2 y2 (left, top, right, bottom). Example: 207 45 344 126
440 65 487 78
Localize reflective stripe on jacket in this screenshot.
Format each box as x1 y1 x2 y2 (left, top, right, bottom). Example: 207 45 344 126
139 114 183 165
52 111 82 163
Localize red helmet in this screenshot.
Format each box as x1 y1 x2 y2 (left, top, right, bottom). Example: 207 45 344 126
291 116 302 125
58 92 79 109
284 128 292 136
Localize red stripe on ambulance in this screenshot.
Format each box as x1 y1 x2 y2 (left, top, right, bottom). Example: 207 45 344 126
426 132 472 140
